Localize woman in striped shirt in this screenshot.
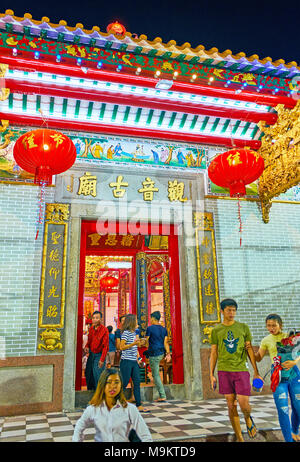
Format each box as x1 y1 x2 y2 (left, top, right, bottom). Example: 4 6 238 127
120 314 150 413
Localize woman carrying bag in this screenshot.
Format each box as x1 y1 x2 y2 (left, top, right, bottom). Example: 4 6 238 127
253 314 300 442
119 314 150 413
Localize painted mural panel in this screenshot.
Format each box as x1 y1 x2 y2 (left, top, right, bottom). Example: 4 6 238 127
0 126 206 184
73 135 206 170
0 125 35 182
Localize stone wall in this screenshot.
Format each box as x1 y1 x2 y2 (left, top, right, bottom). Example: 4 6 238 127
0 184 54 358
1 181 300 408
204 197 300 344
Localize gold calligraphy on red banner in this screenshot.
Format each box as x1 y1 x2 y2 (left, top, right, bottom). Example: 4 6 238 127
194 212 220 327
87 233 143 250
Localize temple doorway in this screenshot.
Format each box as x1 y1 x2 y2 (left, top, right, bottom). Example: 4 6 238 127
75 221 184 391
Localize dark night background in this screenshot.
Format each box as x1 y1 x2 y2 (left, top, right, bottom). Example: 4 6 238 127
3 0 300 64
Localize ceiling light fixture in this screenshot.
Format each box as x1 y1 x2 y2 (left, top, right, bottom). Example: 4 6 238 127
155 79 173 90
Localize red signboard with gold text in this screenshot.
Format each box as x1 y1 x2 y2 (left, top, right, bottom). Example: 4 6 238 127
87 233 144 250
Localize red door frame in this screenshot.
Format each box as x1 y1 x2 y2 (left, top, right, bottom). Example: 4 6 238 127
75 220 184 390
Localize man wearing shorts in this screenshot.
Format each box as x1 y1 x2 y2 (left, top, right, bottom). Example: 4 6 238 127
209 299 263 442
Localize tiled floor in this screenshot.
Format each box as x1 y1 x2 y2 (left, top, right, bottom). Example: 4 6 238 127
0 395 280 442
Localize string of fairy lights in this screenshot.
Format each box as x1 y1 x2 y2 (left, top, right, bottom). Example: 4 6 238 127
9 45 297 97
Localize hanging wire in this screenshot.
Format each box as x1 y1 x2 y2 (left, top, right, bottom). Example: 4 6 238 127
237 197 243 247
34 106 49 240
38 108 49 128
227 83 264 248
35 180 46 240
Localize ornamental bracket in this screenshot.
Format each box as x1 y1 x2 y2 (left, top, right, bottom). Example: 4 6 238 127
258 101 300 223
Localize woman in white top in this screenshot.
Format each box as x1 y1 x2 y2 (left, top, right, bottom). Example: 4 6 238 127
72 367 152 442
120 314 150 413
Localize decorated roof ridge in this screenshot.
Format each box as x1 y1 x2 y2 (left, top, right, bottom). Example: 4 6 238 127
1 9 299 73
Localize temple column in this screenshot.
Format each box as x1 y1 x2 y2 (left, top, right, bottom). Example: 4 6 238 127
99 290 106 325
136 252 148 337
118 272 128 318
163 269 172 343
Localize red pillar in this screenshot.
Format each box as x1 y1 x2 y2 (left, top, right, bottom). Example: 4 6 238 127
168 232 184 384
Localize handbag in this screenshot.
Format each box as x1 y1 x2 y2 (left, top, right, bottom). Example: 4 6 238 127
128 428 142 442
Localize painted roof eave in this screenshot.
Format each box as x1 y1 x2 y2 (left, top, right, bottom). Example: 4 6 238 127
1 9 299 77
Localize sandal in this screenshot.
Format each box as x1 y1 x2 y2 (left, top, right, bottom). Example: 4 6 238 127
138 407 150 413
154 398 167 402
246 416 257 439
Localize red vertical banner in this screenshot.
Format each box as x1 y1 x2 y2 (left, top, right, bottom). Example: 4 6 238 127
168 232 184 384
75 223 87 390
131 257 136 314
99 290 106 325
118 273 128 317
163 268 173 343
136 252 148 337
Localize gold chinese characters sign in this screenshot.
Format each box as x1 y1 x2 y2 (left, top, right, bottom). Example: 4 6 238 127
37 203 70 352
194 212 220 343
136 252 148 337
61 170 190 204
258 101 300 223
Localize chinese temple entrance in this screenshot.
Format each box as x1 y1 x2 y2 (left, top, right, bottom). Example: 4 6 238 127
75 220 184 391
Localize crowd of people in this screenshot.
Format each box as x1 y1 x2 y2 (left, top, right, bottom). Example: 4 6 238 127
74 302 300 443
75 310 171 441
209 299 300 443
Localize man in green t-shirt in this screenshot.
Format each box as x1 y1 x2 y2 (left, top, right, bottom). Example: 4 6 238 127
209 299 263 442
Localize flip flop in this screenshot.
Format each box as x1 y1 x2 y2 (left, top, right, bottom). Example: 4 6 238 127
139 408 150 413
154 398 167 402
246 416 257 439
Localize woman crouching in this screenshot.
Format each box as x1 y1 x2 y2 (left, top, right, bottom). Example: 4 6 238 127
72 368 152 442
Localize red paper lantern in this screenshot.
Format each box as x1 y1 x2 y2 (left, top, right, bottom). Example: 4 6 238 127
13 129 77 185
100 276 119 291
208 148 264 197
106 21 126 35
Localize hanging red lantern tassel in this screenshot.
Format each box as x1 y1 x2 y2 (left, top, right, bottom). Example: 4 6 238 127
208 149 264 246
13 129 76 239
100 276 119 293
208 148 264 197
35 180 46 240
237 197 243 247
13 129 77 186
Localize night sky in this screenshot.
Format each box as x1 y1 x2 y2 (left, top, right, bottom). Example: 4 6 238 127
3 0 300 64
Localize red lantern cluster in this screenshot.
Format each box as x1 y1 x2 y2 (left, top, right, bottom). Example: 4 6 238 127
208 148 264 197
13 129 77 185
106 21 126 35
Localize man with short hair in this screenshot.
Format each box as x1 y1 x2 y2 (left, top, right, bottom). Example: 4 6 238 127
209 299 263 442
115 315 126 351
84 311 109 390
146 311 171 402
106 325 116 367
